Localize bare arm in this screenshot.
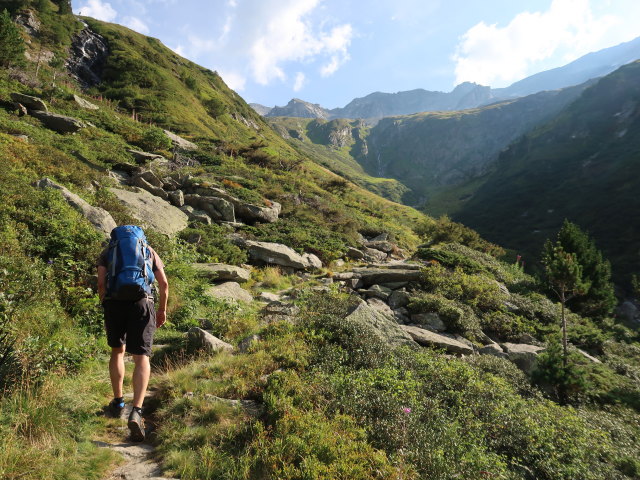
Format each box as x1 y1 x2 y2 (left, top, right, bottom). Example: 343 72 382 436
97 265 107 302
154 266 169 327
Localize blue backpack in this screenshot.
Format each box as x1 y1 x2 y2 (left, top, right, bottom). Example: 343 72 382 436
106 225 155 300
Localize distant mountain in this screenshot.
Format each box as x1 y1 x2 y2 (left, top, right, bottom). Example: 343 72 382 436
249 103 272 116
256 36 640 121
493 36 640 99
455 60 640 281
266 98 331 119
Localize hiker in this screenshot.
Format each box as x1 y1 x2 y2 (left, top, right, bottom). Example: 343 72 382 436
96 225 169 442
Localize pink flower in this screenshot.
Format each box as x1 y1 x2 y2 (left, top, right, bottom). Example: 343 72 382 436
403 407 411 414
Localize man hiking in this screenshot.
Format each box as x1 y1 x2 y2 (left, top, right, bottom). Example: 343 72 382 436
96 225 169 442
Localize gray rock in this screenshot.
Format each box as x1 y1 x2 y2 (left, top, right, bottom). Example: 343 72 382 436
479 343 508 359
135 170 164 188
366 297 395 316
364 240 395 253
245 240 316 270
238 334 261 353
205 281 253 303
162 177 181 191
369 232 390 242
190 210 211 224
187 327 233 353
410 313 446 332
10 93 47 112
346 247 364 260
380 281 408 290
36 178 116 238
351 268 422 286
257 291 281 302
164 129 198 150
127 149 166 164
388 290 410 309
192 263 251 283
73 94 99 110
362 247 387 262
109 187 188 236
204 394 264 417
360 284 392 300
108 170 130 185
264 301 300 317
132 175 169 200
333 259 345 268
319 277 334 285
401 326 474 355
368 262 423 270
30 110 86 133
500 343 545 375
333 272 356 280
168 189 184 207
302 253 323 269
345 302 418 349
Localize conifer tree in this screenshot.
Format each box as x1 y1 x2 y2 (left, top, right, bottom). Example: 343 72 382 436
555 219 616 318
0 9 25 67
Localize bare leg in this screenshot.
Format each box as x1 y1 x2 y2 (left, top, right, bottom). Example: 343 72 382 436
132 354 150 408
109 346 126 398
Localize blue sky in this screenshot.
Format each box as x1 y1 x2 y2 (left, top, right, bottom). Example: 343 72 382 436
72 0 640 109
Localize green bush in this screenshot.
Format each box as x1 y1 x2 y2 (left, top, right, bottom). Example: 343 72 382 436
140 126 172 151
178 223 247 264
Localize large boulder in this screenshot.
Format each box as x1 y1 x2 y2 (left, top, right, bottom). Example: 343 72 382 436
205 281 253 303
401 325 474 355
351 267 422 287
187 327 233 353
410 313 446 332
10 93 48 112
108 187 188 235
192 263 251 283
164 129 198 150
36 178 116 238
189 186 279 224
183 194 236 222
132 175 169 200
501 343 545 374
345 302 418 349
127 149 166 164
30 110 86 133
245 240 321 270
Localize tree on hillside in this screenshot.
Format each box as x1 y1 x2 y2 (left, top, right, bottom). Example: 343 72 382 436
0 9 25 68
53 0 72 14
555 219 616 318
542 241 590 365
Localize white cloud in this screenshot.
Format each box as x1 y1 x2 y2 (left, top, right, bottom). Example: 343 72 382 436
75 0 118 22
122 16 149 34
293 72 306 91
170 44 185 56
219 70 246 91
453 0 619 87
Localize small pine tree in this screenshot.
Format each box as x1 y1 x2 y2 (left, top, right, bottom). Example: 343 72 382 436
542 241 590 366
556 219 616 318
0 9 25 67
55 0 73 14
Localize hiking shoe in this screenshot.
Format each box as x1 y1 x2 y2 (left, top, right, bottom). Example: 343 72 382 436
128 407 146 442
107 398 125 418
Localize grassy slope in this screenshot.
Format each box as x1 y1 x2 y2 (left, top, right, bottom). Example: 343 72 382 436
455 61 640 282
0 4 639 479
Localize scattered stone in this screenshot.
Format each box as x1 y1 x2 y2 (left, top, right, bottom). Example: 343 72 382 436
10 93 47 112
189 210 212 225
30 110 86 133
257 291 281 302
388 290 410 309
108 170 130 184
162 177 180 191
333 272 356 280
346 247 365 260
36 178 116 238
127 149 166 164
238 334 261 353
500 343 545 375
245 240 317 270
109 187 188 236
369 232 390 242
364 240 395 253
203 395 264 417
164 129 198 150
366 297 395 316
187 327 234 353
333 259 345 268
264 301 300 317
205 281 253 303
379 281 408 290
345 302 418 349
362 247 387 262
360 284 392 300
401 326 474 355
192 263 251 283
479 343 508 359
73 94 99 110
351 267 422 287
302 252 323 270
136 170 164 188
168 189 184 207
319 277 334 285
112 162 143 175
132 175 169 200
410 313 446 332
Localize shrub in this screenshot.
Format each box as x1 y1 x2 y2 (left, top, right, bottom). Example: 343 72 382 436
178 223 247 264
140 126 172 151
415 215 504 257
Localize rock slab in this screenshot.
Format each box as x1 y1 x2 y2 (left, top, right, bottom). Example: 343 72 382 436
345 302 418 349
205 281 253 303
192 263 251 283
401 325 474 355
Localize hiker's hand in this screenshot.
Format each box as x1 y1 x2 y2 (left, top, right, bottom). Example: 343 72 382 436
156 309 166 328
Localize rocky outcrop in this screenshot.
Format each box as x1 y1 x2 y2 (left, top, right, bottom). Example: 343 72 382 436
36 178 116 238
73 94 99 110
183 194 236 222
244 240 322 270
127 149 166 164
401 325 474 355
192 263 251 283
351 266 422 286
187 327 234 353
108 187 188 236
410 313 446 332
345 302 418 349
500 343 545 374
163 130 198 151
30 110 87 133
10 93 48 112
205 282 253 303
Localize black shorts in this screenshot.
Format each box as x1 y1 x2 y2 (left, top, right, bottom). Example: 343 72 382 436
103 297 156 356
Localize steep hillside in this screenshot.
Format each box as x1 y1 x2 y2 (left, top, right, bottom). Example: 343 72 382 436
455 60 640 283
1 4 640 480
